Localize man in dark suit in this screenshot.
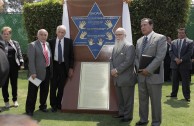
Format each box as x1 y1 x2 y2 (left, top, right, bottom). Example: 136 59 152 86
135 18 167 126
110 27 136 122
167 28 193 102
49 25 74 112
164 36 172 82
25 29 53 116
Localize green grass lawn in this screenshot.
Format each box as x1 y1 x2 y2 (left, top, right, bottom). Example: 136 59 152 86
0 70 194 126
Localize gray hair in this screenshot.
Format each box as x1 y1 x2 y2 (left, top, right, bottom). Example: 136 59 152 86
115 27 127 36
37 29 48 36
56 25 67 32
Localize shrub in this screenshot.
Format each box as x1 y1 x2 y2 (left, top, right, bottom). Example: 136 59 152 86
23 0 191 44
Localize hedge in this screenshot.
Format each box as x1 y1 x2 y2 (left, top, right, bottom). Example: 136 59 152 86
130 0 191 43
23 0 191 44
23 0 62 42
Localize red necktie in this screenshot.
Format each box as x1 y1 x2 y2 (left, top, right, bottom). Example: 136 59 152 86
43 43 49 66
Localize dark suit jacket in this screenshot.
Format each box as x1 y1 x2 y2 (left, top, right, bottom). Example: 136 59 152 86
164 42 171 65
169 38 193 70
0 45 9 87
49 37 74 73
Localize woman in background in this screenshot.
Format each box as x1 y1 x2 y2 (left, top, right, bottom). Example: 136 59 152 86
1 26 23 108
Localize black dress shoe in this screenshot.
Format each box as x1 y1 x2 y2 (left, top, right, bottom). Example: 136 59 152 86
136 121 149 125
39 109 48 113
113 115 124 118
26 112 33 116
51 108 57 112
166 95 177 98
185 98 190 102
120 118 132 122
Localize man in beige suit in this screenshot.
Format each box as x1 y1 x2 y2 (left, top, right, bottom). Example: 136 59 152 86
135 18 167 126
110 27 136 122
25 29 52 116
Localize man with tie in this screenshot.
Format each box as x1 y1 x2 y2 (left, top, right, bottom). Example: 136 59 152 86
167 28 193 102
49 25 74 112
25 29 52 116
135 18 167 126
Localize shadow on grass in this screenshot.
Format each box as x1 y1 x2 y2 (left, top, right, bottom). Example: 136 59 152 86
32 109 131 126
164 98 190 108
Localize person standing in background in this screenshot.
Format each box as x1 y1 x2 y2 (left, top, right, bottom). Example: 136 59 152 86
167 28 193 102
1 26 23 108
164 36 172 82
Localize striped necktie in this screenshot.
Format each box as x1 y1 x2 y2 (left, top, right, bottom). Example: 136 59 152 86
141 36 148 54
43 43 49 66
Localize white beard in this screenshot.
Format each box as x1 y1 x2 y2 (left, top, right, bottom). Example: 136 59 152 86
114 39 126 54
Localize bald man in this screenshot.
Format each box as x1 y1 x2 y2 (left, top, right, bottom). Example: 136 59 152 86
0 114 38 126
25 29 53 116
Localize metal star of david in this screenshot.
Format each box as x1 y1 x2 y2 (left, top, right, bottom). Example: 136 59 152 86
72 3 120 59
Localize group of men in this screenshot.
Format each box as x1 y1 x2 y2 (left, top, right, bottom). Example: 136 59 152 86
0 16 193 126
110 17 193 126
25 25 74 116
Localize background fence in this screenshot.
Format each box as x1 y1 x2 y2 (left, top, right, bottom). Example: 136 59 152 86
0 13 28 53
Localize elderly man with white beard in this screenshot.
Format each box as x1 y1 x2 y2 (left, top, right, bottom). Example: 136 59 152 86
110 27 136 123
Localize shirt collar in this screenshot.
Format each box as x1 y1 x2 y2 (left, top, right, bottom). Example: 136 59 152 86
144 31 154 40
57 37 64 42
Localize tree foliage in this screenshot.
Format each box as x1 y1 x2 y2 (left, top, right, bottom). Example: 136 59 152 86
23 0 191 44
129 0 191 43
23 0 62 42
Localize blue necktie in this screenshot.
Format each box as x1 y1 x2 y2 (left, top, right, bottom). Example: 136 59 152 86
141 36 148 54
58 40 62 63
178 39 182 58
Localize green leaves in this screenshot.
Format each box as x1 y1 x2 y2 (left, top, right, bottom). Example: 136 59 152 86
23 0 192 44
23 0 62 42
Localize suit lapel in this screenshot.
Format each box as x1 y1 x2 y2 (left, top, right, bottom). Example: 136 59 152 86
180 39 187 53
113 44 126 59
143 32 155 53
53 39 57 54
37 41 45 58
138 37 144 58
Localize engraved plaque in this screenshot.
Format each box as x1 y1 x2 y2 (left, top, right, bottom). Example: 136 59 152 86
78 62 110 110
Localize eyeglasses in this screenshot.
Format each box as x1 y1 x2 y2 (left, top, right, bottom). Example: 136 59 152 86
115 34 124 36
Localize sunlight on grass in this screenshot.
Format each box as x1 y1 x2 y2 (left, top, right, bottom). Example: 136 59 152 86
0 70 194 126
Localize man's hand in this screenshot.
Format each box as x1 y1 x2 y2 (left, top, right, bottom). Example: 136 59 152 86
31 74 37 80
68 68 74 78
175 58 182 65
111 69 118 77
140 69 149 76
192 59 194 63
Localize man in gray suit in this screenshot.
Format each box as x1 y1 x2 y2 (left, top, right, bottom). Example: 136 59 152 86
25 29 52 116
110 27 136 122
135 18 167 126
167 28 193 102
